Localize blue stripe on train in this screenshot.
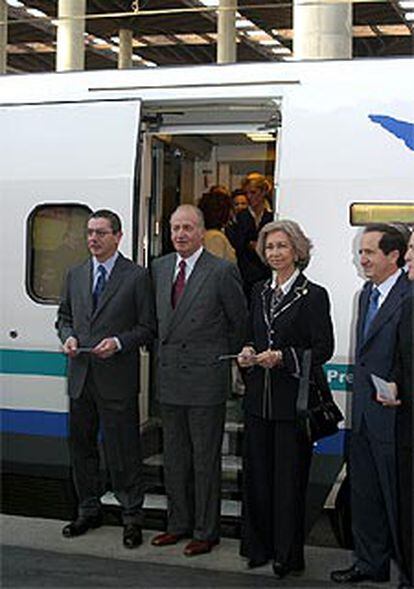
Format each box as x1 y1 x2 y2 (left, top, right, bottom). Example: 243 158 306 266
0 408 68 437
0 408 347 455
0 348 353 391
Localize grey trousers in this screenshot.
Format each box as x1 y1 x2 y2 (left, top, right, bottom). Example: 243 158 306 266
160 403 226 542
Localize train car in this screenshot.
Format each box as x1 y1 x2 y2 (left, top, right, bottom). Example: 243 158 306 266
1 57 413 531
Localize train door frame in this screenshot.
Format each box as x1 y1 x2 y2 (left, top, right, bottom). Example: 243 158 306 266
137 97 283 421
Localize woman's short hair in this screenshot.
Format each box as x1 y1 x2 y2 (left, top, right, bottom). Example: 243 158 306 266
198 186 232 230
256 219 313 270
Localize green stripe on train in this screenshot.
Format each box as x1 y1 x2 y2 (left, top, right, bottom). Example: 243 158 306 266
0 348 354 390
0 349 67 377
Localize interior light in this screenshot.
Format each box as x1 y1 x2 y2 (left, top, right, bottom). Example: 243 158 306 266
26 7 47 18
6 0 25 7
399 0 414 8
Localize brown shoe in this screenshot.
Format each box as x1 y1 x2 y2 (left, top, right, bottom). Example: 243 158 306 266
151 532 186 547
183 539 219 557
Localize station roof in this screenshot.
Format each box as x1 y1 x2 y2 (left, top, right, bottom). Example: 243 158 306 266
5 0 414 73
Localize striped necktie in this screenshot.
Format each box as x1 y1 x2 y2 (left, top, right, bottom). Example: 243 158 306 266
93 264 106 310
363 287 380 339
172 260 186 309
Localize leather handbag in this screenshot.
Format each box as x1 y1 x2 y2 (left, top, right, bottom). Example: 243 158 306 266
296 350 344 442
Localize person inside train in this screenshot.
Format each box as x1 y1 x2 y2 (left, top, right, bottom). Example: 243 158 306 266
226 173 273 302
231 189 249 215
198 185 236 263
238 219 335 578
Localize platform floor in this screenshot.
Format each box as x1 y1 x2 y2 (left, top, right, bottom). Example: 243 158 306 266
1 514 398 588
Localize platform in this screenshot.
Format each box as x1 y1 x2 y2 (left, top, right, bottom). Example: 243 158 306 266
1 514 399 588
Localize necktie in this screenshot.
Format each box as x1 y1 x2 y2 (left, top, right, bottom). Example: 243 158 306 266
363 287 380 339
270 285 284 315
93 264 106 310
172 260 186 309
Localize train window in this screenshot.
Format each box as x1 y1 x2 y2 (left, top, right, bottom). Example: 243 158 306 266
27 204 91 304
350 202 414 226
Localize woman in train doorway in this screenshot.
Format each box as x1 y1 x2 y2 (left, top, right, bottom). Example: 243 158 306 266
238 219 335 578
226 173 273 302
198 186 236 263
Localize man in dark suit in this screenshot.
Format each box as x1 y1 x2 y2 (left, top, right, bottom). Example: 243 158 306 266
331 224 409 584
150 204 247 556
56 209 155 548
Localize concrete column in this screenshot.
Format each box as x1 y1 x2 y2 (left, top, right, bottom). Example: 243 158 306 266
293 0 352 60
56 0 86 71
217 0 237 64
0 0 7 75
118 28 133 69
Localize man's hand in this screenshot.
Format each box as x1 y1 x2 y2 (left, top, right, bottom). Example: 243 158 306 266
62 336 78 358
255 349 283 369
237 346 257 368
92 337 119 359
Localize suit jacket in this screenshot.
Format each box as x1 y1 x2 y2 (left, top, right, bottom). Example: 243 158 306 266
226 209 273 290
352 271 410 442
151 249 247 406
56 253 156 401
393 289 414 448
243 273 335 421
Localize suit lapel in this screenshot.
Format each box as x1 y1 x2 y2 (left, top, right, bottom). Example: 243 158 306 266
80 259 94 317
91 254 125 320
361 273 408 349
165 251 213 335
158 255 176 330
263 273 308 326
356 284 371 354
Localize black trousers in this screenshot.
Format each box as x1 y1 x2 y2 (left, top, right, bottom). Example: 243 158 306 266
397 442 413 586
241 414 312 568
350 419 400 579
160 403 226 542
69 370 145 524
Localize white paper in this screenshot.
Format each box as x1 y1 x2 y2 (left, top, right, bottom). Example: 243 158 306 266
371 374 396 401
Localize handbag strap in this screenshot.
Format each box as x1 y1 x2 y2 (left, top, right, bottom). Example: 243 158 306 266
296 349 312 416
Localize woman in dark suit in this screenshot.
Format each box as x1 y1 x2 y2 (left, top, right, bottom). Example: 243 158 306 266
238 219 334 578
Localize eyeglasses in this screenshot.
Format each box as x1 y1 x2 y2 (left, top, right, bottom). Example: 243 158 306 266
86 229 114 238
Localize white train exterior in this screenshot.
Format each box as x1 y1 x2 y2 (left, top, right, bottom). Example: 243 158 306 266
1 57 413 480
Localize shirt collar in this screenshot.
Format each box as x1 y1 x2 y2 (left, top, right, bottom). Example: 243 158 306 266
271 268 300 295
175 247 203 274
375 268 402 303
92 251 119 277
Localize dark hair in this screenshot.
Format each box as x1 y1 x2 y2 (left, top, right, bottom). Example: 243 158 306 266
364 223 408 267
89 209 122 233
198 186 232 230
231 188 248 200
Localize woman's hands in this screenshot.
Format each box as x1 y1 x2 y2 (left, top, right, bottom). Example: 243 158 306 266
255 349 283 369
237 347 283 369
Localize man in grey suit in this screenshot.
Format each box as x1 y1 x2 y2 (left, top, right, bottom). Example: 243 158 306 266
56 209 155 548
151 204 247 557
331 224 409 585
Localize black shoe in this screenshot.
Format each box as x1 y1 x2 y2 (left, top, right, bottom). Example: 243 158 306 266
62 514 103 538
272 561 290 579
247 558 268 569
123 524 143 549
331 565 389 584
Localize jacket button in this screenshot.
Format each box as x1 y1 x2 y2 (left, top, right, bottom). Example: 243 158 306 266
181 343 187 349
